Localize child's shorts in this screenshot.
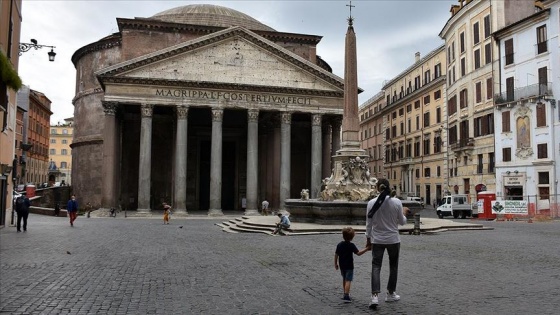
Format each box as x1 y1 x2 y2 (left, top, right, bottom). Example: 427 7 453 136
340 269 354 281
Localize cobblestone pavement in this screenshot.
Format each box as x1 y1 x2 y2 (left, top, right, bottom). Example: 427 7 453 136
1 211 558 315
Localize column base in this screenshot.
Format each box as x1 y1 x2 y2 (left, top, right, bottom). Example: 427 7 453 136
207 209 224 216
244 209 260 216
135 209 152 217
172 209 189 217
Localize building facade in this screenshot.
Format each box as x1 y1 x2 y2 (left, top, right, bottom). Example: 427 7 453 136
359 91 385 180
49 118 73 185
23 89 52 186
71 4 346 214
439 0 536 202
0 0 22 226
493 0 559 217
383 48 447 206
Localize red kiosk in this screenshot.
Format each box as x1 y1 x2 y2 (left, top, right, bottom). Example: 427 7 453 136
477 191 496 220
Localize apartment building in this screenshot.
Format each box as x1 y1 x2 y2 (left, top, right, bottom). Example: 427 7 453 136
359 92 385 180
493 0 559 216
439 0 536 201
25 89 52 185
49 118 74 185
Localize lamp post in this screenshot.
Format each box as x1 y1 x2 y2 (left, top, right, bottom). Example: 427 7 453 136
19 39 56 61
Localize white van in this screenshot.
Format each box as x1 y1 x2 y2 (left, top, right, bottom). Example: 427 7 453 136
436 194 473 219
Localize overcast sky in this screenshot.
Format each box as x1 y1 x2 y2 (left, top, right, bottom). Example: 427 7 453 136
18 0 455 124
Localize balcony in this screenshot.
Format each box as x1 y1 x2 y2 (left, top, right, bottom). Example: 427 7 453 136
450 137 474 151
494 83 552 105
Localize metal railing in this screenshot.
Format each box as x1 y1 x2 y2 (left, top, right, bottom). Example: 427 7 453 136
494 83 551 104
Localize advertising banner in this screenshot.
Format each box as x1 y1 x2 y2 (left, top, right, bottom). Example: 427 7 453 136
491 200 528 214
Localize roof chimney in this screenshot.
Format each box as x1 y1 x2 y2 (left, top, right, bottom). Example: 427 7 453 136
415 52 421 62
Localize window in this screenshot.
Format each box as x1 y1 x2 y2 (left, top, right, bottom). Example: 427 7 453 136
486 78 493 100
392 125 397 138
407 119 411 133
474 49 481 69
399 108 404 116
406 142 412 157
62 139 68 144
385 129 390 140
414 76 421 90
424 95 430 105
536 103 546 127
488 152 495 173
436 107 441 123
424 70 431 84
484 15 491 38
537 143 548 159
414 138 421 156
502 111 511 132
459 89 468 109
415 169 420 178
416 116 420 130
460 58 466 76
538 66 548 95
61 162 67 168
51 129 57 134
400 122 404 135
392 111 397 119
473 22 480 45
50 139 56 144
505 39 514 65
437 166 441 177
414 100 420 109
460 32 465 53
506 77 515 101
434 63 441 78
61 149 68 155
537 25 547 54
50 149 56 155
424 167 431 178
423 112 430 127
485 43 491 65
434 90 441 100
475 82 482 103
434 134 441 153
62 129 68 134
448 95 457 115
423 137 430 155
539 172 549 184
477 154 483 174
406 104 412 112
449 126 457 144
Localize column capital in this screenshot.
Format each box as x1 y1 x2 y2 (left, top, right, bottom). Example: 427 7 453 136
331 115 342 128
102 101 118 116
212 108 224 122
312 114 322 126
247 109 259 123
141 104 153 118
176 105 189 120
281 112 292 124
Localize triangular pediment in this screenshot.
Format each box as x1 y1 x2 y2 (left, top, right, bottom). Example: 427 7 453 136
96 26 344 93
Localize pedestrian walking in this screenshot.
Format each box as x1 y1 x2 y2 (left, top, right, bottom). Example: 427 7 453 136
365 178 409 309
67 195 79 227
241 197 247 212
334 227 369 303
86 202 92 218
261 199 269 215
15 193 31 232
163 202 172 225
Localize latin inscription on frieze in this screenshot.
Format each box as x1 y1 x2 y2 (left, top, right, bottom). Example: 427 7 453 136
155 89 312 105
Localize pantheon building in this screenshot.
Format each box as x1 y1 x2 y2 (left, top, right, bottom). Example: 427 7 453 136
71 4 349 215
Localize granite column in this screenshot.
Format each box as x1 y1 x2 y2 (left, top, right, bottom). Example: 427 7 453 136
245 109 259 215
137 104 153 213
279 112 292 210
173 106 188 215
311 114 322 199
209 109 224 216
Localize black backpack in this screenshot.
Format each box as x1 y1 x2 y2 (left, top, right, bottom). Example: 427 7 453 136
16 196 25 212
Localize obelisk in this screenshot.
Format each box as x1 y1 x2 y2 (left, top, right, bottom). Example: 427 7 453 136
321 5 374 201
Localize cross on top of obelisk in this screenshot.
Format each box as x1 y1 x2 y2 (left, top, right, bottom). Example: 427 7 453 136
346 0 355 25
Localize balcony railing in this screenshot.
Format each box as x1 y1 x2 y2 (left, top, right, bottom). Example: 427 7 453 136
494 83 551 104
450 137 474 151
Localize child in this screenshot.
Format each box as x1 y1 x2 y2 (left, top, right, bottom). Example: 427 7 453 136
163 202 172 225
334 227 369 303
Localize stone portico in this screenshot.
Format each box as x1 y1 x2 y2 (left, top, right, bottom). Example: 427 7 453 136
72 5 348 215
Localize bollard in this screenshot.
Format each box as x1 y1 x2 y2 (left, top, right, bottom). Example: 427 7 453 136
413 213 421 235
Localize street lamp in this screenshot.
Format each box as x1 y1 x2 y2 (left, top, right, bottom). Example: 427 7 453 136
19 39 56 62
